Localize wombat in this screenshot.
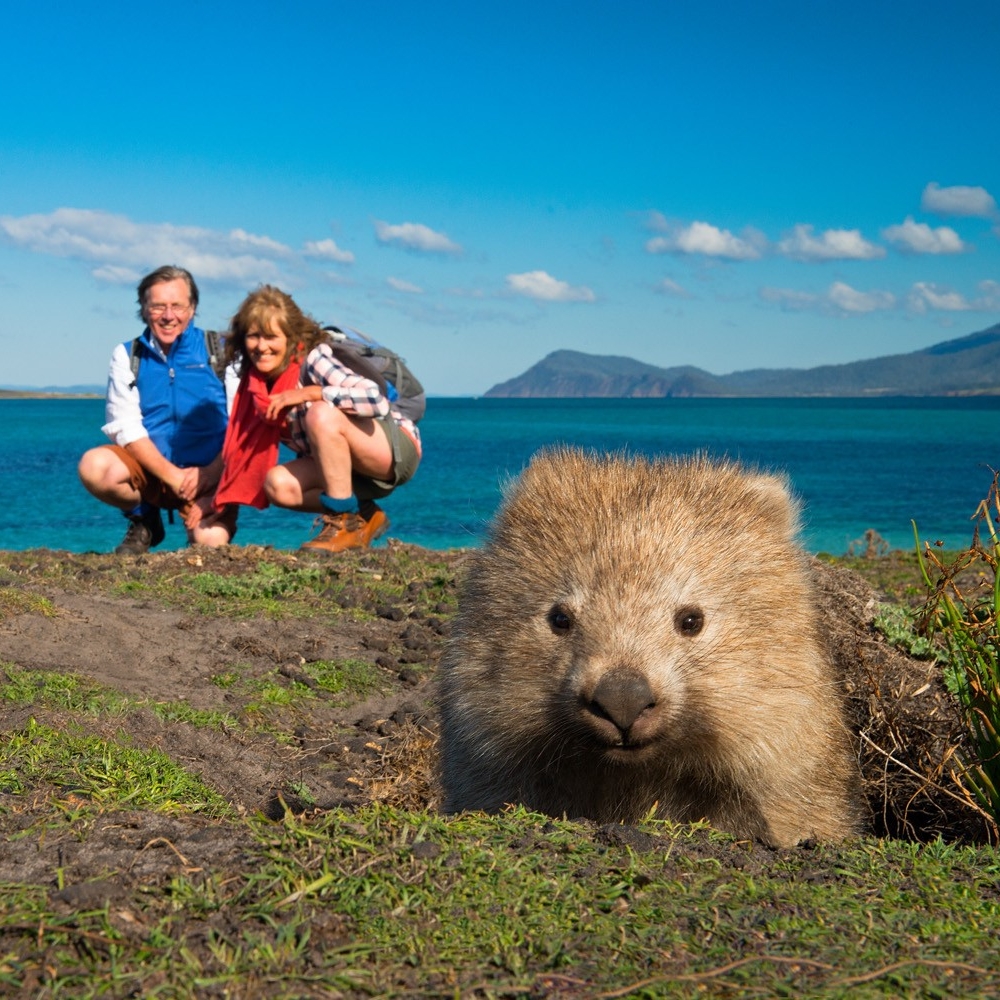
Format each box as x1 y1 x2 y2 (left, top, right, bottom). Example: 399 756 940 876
437 448 861 847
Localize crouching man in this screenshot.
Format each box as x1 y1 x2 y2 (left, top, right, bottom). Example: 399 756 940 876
78 265 237 553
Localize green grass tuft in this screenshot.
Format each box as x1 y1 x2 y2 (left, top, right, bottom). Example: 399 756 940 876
0 662 239 730
0 718 230 814
303 658 385 699
0 587 58 622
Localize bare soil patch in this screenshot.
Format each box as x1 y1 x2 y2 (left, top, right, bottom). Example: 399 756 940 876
0 544 465 828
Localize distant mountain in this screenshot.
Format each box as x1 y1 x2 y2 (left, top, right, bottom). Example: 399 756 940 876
485 323 1000 398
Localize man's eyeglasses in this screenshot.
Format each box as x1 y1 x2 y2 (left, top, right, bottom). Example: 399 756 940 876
147 303 192 316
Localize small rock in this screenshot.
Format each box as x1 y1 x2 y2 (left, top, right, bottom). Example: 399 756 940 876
409 841 441 861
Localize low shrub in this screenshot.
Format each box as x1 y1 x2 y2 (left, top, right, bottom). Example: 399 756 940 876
916 472 1000 834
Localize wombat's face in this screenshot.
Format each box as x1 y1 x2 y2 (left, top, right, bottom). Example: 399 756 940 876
445 449 822 771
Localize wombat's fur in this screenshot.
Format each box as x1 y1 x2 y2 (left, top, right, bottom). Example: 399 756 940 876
437 448 861 847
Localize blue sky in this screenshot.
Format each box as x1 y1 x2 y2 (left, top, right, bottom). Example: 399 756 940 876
1 0 997 395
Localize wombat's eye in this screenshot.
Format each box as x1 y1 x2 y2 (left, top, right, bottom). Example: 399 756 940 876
547 605 574 633
674 607 704 636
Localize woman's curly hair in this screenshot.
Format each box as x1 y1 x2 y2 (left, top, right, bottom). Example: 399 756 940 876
226 285 328 375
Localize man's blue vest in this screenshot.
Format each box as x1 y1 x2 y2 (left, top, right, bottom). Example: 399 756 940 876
129 324 228 467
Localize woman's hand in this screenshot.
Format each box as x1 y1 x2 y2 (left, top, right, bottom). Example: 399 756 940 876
266 385 322 421
183 495 216 530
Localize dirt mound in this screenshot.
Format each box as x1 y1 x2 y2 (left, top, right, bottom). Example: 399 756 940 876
814 558 990 842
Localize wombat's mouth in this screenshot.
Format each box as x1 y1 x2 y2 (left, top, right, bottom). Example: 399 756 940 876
582 712 660 754
598 741 661 769
604 739 653 754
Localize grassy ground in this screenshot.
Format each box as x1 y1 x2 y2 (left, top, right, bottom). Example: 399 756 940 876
1 543 999 998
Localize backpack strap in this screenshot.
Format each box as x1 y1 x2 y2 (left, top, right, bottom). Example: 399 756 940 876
204 329 225 377
128 337 143 389
372 347 408 400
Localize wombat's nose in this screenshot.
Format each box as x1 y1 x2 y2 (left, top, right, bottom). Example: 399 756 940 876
589 670 656 736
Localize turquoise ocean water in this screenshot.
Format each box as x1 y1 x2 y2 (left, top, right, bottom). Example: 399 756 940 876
3 396 998 555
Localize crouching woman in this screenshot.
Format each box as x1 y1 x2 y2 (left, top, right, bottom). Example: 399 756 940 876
213 285 421 552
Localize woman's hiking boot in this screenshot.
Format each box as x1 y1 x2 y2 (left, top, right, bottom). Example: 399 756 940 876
300 502 389 554
115 507 165 555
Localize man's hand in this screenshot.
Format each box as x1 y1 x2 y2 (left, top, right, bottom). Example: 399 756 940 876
125 439 192 500
175 466 201 501
174 456 224 501
123 438 226 504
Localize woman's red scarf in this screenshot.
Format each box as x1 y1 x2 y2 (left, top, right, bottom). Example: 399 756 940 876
215 359 303 509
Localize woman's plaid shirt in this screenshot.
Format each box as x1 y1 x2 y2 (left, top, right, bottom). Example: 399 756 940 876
285 342 421 454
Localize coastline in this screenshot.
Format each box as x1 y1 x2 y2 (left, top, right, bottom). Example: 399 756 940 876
0 390 102 400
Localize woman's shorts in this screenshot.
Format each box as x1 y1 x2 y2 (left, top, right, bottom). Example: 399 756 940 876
355 418 421 500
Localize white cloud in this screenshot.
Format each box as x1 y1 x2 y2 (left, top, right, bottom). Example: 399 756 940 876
646 220 764 260
921 182 998 218
506 270 596 302
92 264 142 284
777 224 885 261
908 280 1000 313
373 219 461 254
0 207 289 284
908 282 970 312
229 229 291 254
827 281 895 313
171 253 286 283
655 277 692 298
760 282 894 315
303 238 355 264
881 217 966 254
386 276 423 294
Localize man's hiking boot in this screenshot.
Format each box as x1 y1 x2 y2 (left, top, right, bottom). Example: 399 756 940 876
300 502 389 554
115 507 165 555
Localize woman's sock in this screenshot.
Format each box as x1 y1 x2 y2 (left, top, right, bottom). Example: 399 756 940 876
320 492 359 515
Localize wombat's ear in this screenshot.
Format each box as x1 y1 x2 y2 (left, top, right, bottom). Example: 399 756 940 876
742 472 802 541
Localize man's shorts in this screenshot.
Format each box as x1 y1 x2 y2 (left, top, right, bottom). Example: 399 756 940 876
102 444 189 512
100 444 237 534
354 418 421 501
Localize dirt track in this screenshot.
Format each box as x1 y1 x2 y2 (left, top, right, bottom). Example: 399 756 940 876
0 544 466 879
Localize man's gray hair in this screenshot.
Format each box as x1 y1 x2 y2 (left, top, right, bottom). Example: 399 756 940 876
136 266 200 321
